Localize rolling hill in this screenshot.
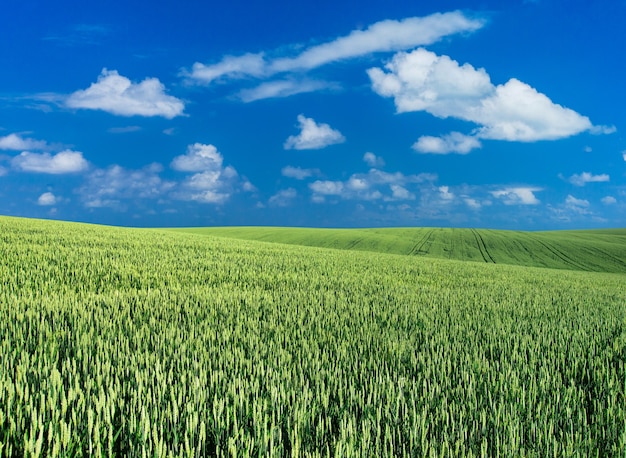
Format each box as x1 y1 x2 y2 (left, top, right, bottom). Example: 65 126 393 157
170 226 626 273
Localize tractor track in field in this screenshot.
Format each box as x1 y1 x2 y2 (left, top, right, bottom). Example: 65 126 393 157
408 229 435 255
471 229 496 263
529 235 587 271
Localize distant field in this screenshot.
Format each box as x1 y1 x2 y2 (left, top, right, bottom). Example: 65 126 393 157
1 216 625 456
171 226 626 273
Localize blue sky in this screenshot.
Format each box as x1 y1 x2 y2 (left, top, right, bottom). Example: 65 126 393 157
1 0 625 229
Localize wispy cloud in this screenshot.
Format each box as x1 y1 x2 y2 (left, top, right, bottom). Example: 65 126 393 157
269 188 297 207
369 48 604 146
108 126 142 134
568 171 610 186
184 11 485 101
237 79 336 102
79 163 173 209
284 115 345 150
281 165 320 180
66 69 185 118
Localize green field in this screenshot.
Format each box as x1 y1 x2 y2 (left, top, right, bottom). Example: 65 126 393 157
1 216 625 456
173 226 626 273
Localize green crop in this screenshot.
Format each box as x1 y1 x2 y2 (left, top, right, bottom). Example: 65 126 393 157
1 216 625 456
175 226 626 273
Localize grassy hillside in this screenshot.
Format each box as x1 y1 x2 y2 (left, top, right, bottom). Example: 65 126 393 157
174 226 626 273
1 216 625 456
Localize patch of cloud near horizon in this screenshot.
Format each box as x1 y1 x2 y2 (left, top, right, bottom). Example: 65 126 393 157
66 69 184 118
78 163 174 209
11 150 88 174
185 11 484 100
171 143 252 204
568 172 610 187
368 48 603 150
269 188 297 207
284 115 345 150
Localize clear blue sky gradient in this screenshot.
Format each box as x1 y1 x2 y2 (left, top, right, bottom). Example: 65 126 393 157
1 0 625 229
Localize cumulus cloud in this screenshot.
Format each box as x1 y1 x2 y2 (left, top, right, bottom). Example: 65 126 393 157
623 151 626 162
284 115 345 150
79 163 174 208
185 12 485 86
368 48 598 145
66 69 185 118
601 196 617 205
269 188 297 207
568 171 610 186
171 143 249 204
37 192 57 206
11 150 88 174
171 143 224 172
363 152 385 167
491 187 542 205
0 133 48 151
281 165 319 180
413 131 481 154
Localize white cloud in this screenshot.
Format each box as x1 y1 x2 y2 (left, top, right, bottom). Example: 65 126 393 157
66 69 185 118
413 131 481 154
309 168 435 202
0 133 48 151
171 143 223 172
309 180 344 196
171 143 248 204
0 166 7 177
565 194 590 213
601 196 617 205
238 79 334 102
186 12 485 87
439 185 455 201
79 163 174 208
269 188 297 207
622 151 626 162
281 165 319 180
284 115 345 150
11 150 88 174
363 152 385 167
464 197 481 209
389 185 415 200
568 171 610 186
368 48 596 144
37 192 57 206
491 187 542 205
